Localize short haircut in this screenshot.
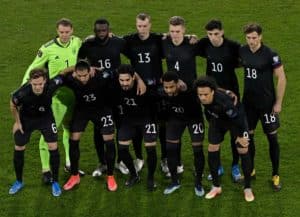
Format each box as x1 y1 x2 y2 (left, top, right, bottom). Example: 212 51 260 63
117 64 135 77
75 60 90 72
56 18 73 28
94 18 110 27
243 23 262 35
169 16 185 26
136 13 151 22
162 71 179 83
194 76 218 91
205 19 223 31
29 68 48 80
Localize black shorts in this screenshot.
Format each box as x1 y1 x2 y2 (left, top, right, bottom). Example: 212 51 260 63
14 114 58 146
166 119 204 143
118 118 157 143
70 108 114 135
208 118 248 145
244 103 280 133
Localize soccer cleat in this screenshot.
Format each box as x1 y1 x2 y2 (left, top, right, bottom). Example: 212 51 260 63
194 184 205 197
272 175 282 191
160 158 169 173
115 161 129 175
64 165 85 177
52 182 62 197
244 188 255 202
177 164 184 174
207 165 224 181
147 179 157 191
107 175 117 191
92 164 107 177
9 180 24 195
42 171 53 185
231 164 242 182
134 158 144 172
205 186 222 199
163 181 181 195
125 175 140 187
63 174 80 190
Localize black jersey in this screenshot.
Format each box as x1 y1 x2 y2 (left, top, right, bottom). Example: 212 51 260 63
203 90 247 136
123 33 163 86
78 36 126 72
114 82 156 120
62 72 112 111
239 44 282 108
163 91 202 121
12 76 63 117
162 37 198 88
197 37 240 96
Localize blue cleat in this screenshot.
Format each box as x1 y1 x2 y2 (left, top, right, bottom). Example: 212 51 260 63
52 182 62 197
194 184 205 197
163 181 180 195
9 180 24 195
231 164 242 182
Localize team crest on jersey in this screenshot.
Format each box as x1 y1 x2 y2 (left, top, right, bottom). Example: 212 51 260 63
39 106 45 112
273 56 280 63
72 48 77 54
37 50 43 57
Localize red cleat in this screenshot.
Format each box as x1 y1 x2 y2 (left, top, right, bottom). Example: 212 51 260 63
107 175 117 191
63 174 80 190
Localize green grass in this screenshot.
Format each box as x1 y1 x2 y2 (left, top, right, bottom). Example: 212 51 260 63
0 0 300 216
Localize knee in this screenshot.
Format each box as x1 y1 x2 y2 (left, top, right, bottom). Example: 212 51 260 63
208 144 219 152
237 147 248 154
15 145 25 151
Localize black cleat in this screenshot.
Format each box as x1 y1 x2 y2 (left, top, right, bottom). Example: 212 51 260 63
125 175 140 187
147 179 157 191
42 171 53 185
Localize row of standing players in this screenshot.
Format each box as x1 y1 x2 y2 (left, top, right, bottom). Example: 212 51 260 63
9 14 286 202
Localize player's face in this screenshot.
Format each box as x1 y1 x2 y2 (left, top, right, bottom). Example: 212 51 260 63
119 74 135 90
169 25 185 45
30 77 46 95
94 23 109 40
207 29 224 47
74 69 90 85
163 80 178 96
57 25 73 43
136 18 151 40
246 31 262 51
197 87 214 105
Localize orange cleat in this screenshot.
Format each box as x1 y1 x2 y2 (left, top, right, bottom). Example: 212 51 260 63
107 175 117 191
205 186 222 199
63 174 80 190
244 188 255 202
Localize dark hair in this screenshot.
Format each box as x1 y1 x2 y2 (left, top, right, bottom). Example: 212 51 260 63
56 18 73 28
117 64 135 76
205 19 223 30
29 68 48 80
169 16 185 26
243 23 262 35
75 60 90 72
136 13 151 22
194 76 217 91
94 18 110 27
162 71 179 82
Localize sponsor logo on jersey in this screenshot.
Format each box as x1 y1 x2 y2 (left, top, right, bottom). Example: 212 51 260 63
37 50 43 57
273 56 279 63
39 106 45 112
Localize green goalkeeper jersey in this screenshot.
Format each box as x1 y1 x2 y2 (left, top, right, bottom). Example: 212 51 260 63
22 35 82 84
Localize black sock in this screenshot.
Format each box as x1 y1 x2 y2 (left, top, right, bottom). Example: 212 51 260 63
119 145 136 176
177 141 182 166
208 151 220 187
132 131 143 159
146 146 157 180
159 123 167 159
14 149 24 182
105 140 116 176
248 134 255 171
231 137 239 166
193 145 205 185
240 151 252 188
166 142 179 183
49 149 60 182
94 126 106 165
69 139 80 175
267 133 280 176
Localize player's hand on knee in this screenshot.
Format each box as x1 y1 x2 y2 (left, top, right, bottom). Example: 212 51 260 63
236 136 249 148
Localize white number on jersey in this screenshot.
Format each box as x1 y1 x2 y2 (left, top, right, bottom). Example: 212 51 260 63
98 59 111 69
83 94 96 102
101 115 114 127
124 98 137 106
145 123 157 134
174 61 180 71
211 62 223 72
192 123 204 134
137 52 151 63
246 68 257 79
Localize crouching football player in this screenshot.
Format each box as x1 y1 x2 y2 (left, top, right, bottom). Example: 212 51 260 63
9 69 62 197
